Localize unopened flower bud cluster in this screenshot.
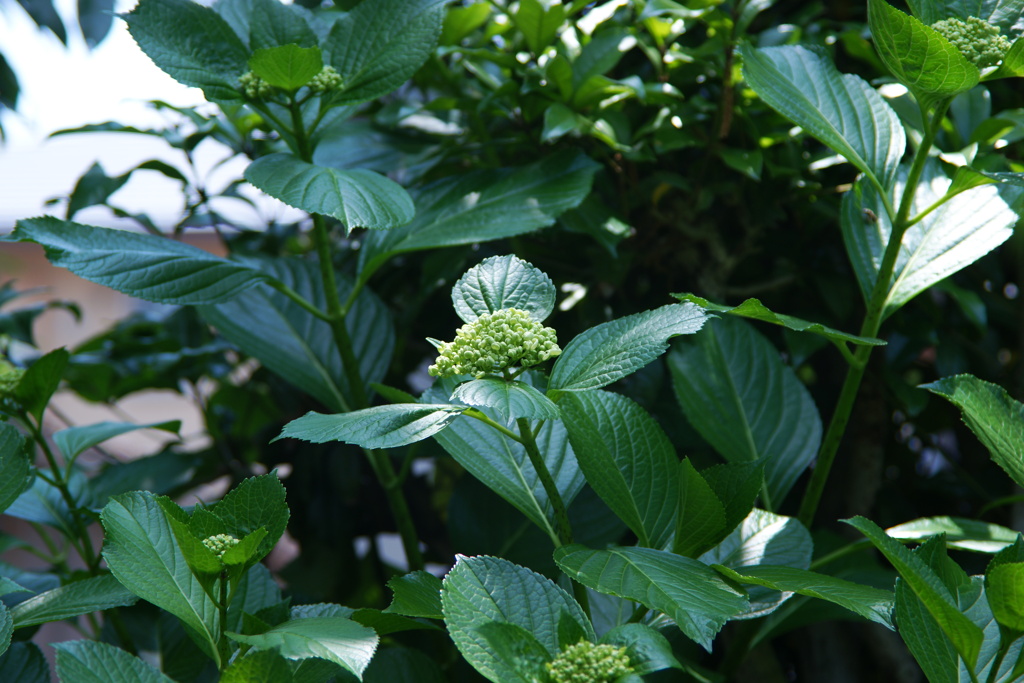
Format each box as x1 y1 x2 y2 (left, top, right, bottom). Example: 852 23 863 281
0 361 23 397
202 533 240 558
308 66 342 93
428 308 560 378
239 71 273 99
546 640 634 683
932 16 1011 68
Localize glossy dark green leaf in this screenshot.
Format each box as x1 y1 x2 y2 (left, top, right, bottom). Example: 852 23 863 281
451 255 556 324
0 602 9 659
887 516 1019 553
124 0 248 101
0 643 49 683
14 347 68 424
554 545 746 650
66 162 130 220
54 640 178 683
248 0 317 51
279 404 467 449
868 0 978 108
675 459 727 558
669 317 821 506
513 0 566 54
206 473 289 563
245 153 414 230
5 469 85 536
451 379 559 421
986 562 1024 631
0 424 31 515
227 617 378 679
384 571 444 619
600 623 683 675
550 303 706 392
323 0 447 104
922 374 1024 489
219 649 293 683
739 43 905 191
10 575 136 628
560 390 678 549
53 420 181 461
13 217 269 305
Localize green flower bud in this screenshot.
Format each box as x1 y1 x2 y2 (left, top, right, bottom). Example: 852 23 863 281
932 16 1012 68
428 308 561 378
0 360 24 398
308 65 343 93
546 640 634 683
239 71 274 99
202 533 240 558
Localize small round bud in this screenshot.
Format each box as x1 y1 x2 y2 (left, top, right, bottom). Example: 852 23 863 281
202 533 241 558
546 640 634 683
427 308 561 378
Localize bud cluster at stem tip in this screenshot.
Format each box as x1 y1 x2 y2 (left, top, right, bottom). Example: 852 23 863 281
239 71 273 99
202 533 240 559
0 360 23 397
428 308 561 379
931 16 1012 68
308 66 342 93
546 640 634 683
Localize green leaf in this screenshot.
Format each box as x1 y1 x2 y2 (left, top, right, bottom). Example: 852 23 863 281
713 564 895 628
66 162 130 220
54 640 179 683
0 602 9 659
53 420 180 462
323 0 446 105
124 0 248 101
220 649 293 683
701 462 767 535
198 256 393 413
278 404 467 449
845 516 983 668
675 459 728 558
668 317 822 506
248 0 317 51
5 469 85 536
739 43 906 191
227 616 378 679
206 473 289 564
451 255 556 324
0 643 47 682
599 623 683 675
986 563 1024 631
559 390 679 549
868 0 979 108
905 0 1024 35
385 571 444 619
442 555 593 681
249 45 322 90
13 217 269 305
14 347 68 424
672 294 885 347
100 491 221 666
358 151 599 276
700 508 813 618
550 303 706 392
244 153 414 231
993 35 1024 78
10 574 136 628
922 374 1024 489
554 545 747 650
0 577 30 598
887 516 1020 553
424 379 583 545
473 621 552 683
842 162 1020 319
513 0 566 54
961 577 1024 683
0 424 31 515
451 379 559 421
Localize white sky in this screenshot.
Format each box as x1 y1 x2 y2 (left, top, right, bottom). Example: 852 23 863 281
0 0 296 232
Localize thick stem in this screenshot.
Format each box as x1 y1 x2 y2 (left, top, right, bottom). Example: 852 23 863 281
797 103 947 528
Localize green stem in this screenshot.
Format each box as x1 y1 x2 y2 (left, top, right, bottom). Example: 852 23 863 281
797 102 948 528
464 409 523 442
265 280 332 322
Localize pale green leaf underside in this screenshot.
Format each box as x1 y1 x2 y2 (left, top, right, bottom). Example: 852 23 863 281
442 555 593 682
10 575 137 628
550 302 706 392
887 515 1020 552
922 374 1024 489
227 616 378 679
277 404 467 449
559 390 679 549
668 317 822 505
13 217 269 305
739 43 906 190
842 161 1019 318
673 293 885 346
53 421 181 461
248 44 322 89
451 379 559 421
54 640 176 683
451 255 556 324
714 564 895 628
245 153 414 230
554 544 747 650
868 0 978 106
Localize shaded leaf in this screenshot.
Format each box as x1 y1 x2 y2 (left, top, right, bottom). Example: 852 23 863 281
451 379 559 421
384 571 443 620
887 516 1019 553
451 255 556 324
54 640 176 683
10 575 136 628
227 617 378 679
278 404 467 449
